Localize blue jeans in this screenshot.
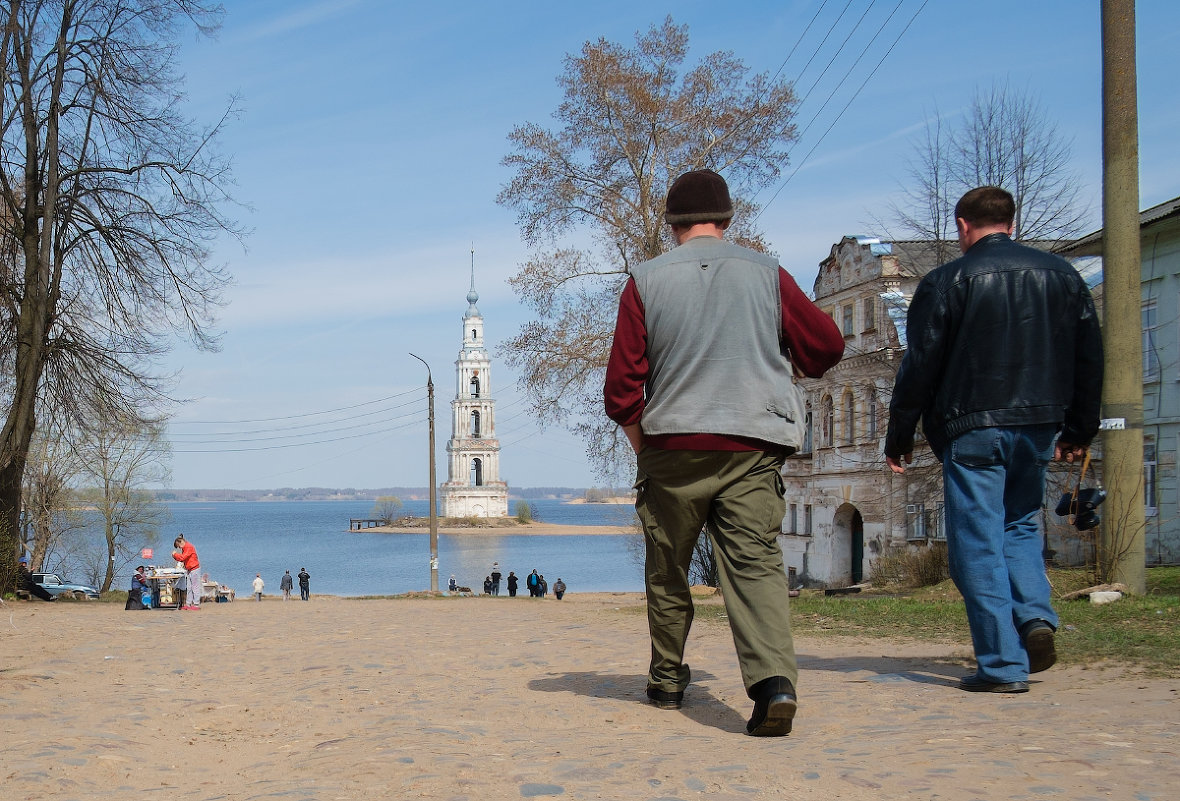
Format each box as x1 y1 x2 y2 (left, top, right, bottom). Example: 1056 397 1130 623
942 424 1059 683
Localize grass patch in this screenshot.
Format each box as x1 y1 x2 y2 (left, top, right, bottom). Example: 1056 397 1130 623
686 567 1180 676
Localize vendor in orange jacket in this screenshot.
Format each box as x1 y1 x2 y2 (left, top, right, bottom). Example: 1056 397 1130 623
171 534 202 611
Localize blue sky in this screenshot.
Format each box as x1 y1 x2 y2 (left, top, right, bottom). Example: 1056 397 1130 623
160 0 1179 491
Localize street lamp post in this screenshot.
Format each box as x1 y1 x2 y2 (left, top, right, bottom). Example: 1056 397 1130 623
409 353 439 592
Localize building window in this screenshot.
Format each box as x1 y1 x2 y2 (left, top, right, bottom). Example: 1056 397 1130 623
863 297 875 331
804 504 813 536
470 457 484 487
907 503 926 540
842 390 855 444
1145 436 1157 517
930 502 946 540
820 396 834 447
1143 301 1160 381
470 375 481 397
787 503 798 534
867 387 879 440
842 304 854 336
470 410 481 438
803 404 813 454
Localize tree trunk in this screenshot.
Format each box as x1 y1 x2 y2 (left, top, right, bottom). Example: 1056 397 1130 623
0 457 27 594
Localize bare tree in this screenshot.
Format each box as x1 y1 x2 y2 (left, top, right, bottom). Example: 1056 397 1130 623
371 495 404 526
498 16 798 478
74 422 170 593
0 1 241 593
887 82 1089 264
20 421 85 571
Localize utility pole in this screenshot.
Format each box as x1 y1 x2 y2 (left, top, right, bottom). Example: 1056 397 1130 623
1100 0 1146 594
410 353 439 592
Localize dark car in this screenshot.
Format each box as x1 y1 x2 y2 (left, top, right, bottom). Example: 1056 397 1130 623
32 572 101 600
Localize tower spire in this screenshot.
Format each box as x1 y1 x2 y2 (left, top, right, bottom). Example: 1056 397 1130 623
466 245 479 310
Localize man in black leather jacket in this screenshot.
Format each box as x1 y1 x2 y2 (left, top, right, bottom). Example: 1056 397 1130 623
885 186 1103 694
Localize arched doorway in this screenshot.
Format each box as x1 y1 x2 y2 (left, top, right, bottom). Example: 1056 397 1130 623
832 503 865 584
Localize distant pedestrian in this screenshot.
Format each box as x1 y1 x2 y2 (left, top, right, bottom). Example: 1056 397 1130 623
280 570 293 601
507 571 518 597
539 575 548 598
448 574 458 592
483 576 493 596
527 569 539 598
490 563 502 596
553 578 566 600
297 568 311 600
253 573 264 602
172 534 202 610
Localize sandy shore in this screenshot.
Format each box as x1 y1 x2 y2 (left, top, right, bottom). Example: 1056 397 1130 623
3 594 1177 801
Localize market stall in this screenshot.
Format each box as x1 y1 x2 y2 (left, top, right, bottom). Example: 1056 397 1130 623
144 567 235 607
145 567 186 609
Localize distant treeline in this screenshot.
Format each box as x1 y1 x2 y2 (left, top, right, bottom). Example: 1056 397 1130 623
150 487 631 503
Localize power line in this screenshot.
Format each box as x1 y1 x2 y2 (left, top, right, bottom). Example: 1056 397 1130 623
174 386 423 425
167 395 425 439
756 0 931 220
171 417 425 454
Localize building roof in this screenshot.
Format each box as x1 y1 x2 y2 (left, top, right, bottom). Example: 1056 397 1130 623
1057 195 1180 257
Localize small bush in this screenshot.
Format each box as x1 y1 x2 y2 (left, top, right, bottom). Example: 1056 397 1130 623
870 542 949 588
515 501 532 523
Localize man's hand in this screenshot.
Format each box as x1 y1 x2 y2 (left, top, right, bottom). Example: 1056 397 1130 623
886 453 912 474
623 423 644 455
1055 441 1086 462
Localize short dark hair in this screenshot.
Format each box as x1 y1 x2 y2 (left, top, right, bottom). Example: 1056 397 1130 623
954 186 1015 227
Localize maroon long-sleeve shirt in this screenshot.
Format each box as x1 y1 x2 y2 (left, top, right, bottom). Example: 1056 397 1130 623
604 267 844 451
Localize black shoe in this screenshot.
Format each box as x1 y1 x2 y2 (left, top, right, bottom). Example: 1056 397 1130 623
1020 619 1057 674
958 674 1029 693
646 686 683 710
745 676 797 736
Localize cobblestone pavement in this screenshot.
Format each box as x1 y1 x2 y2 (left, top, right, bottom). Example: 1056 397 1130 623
2 594 1176 800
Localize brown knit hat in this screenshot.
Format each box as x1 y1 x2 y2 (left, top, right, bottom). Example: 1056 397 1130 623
664 169 734 225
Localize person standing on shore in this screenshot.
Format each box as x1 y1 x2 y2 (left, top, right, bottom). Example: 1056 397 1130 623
298 568 311 600
885 185 1103 694
280 570 294 601
605 169 844 736
171 535 202 610
253 573 265 602
490 563 502 596
553 578 566 600
507 571 518 597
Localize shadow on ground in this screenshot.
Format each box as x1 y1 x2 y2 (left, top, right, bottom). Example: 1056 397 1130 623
529 669 752 732
799 652 973 686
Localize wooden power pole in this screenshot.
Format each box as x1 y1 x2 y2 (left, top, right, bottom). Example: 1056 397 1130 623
1100 0 1146 593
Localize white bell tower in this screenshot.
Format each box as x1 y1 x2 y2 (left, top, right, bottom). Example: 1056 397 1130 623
440 254 509 518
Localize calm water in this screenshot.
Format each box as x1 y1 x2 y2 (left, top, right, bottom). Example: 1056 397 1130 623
159 500 643 597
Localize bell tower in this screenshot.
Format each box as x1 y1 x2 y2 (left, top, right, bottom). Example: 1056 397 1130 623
440 253 509 518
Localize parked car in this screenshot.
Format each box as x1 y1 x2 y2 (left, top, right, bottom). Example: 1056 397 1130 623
31 572 101 600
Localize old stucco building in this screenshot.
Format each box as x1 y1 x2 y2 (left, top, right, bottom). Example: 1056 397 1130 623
779 236 947 587
780 234 1112 586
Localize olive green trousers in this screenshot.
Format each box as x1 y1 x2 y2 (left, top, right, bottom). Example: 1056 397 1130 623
635 448 798 697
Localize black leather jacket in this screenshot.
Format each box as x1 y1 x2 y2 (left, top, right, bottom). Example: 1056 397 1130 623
885 233 1103 460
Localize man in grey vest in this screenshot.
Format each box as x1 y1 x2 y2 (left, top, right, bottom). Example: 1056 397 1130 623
605 169 844 736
